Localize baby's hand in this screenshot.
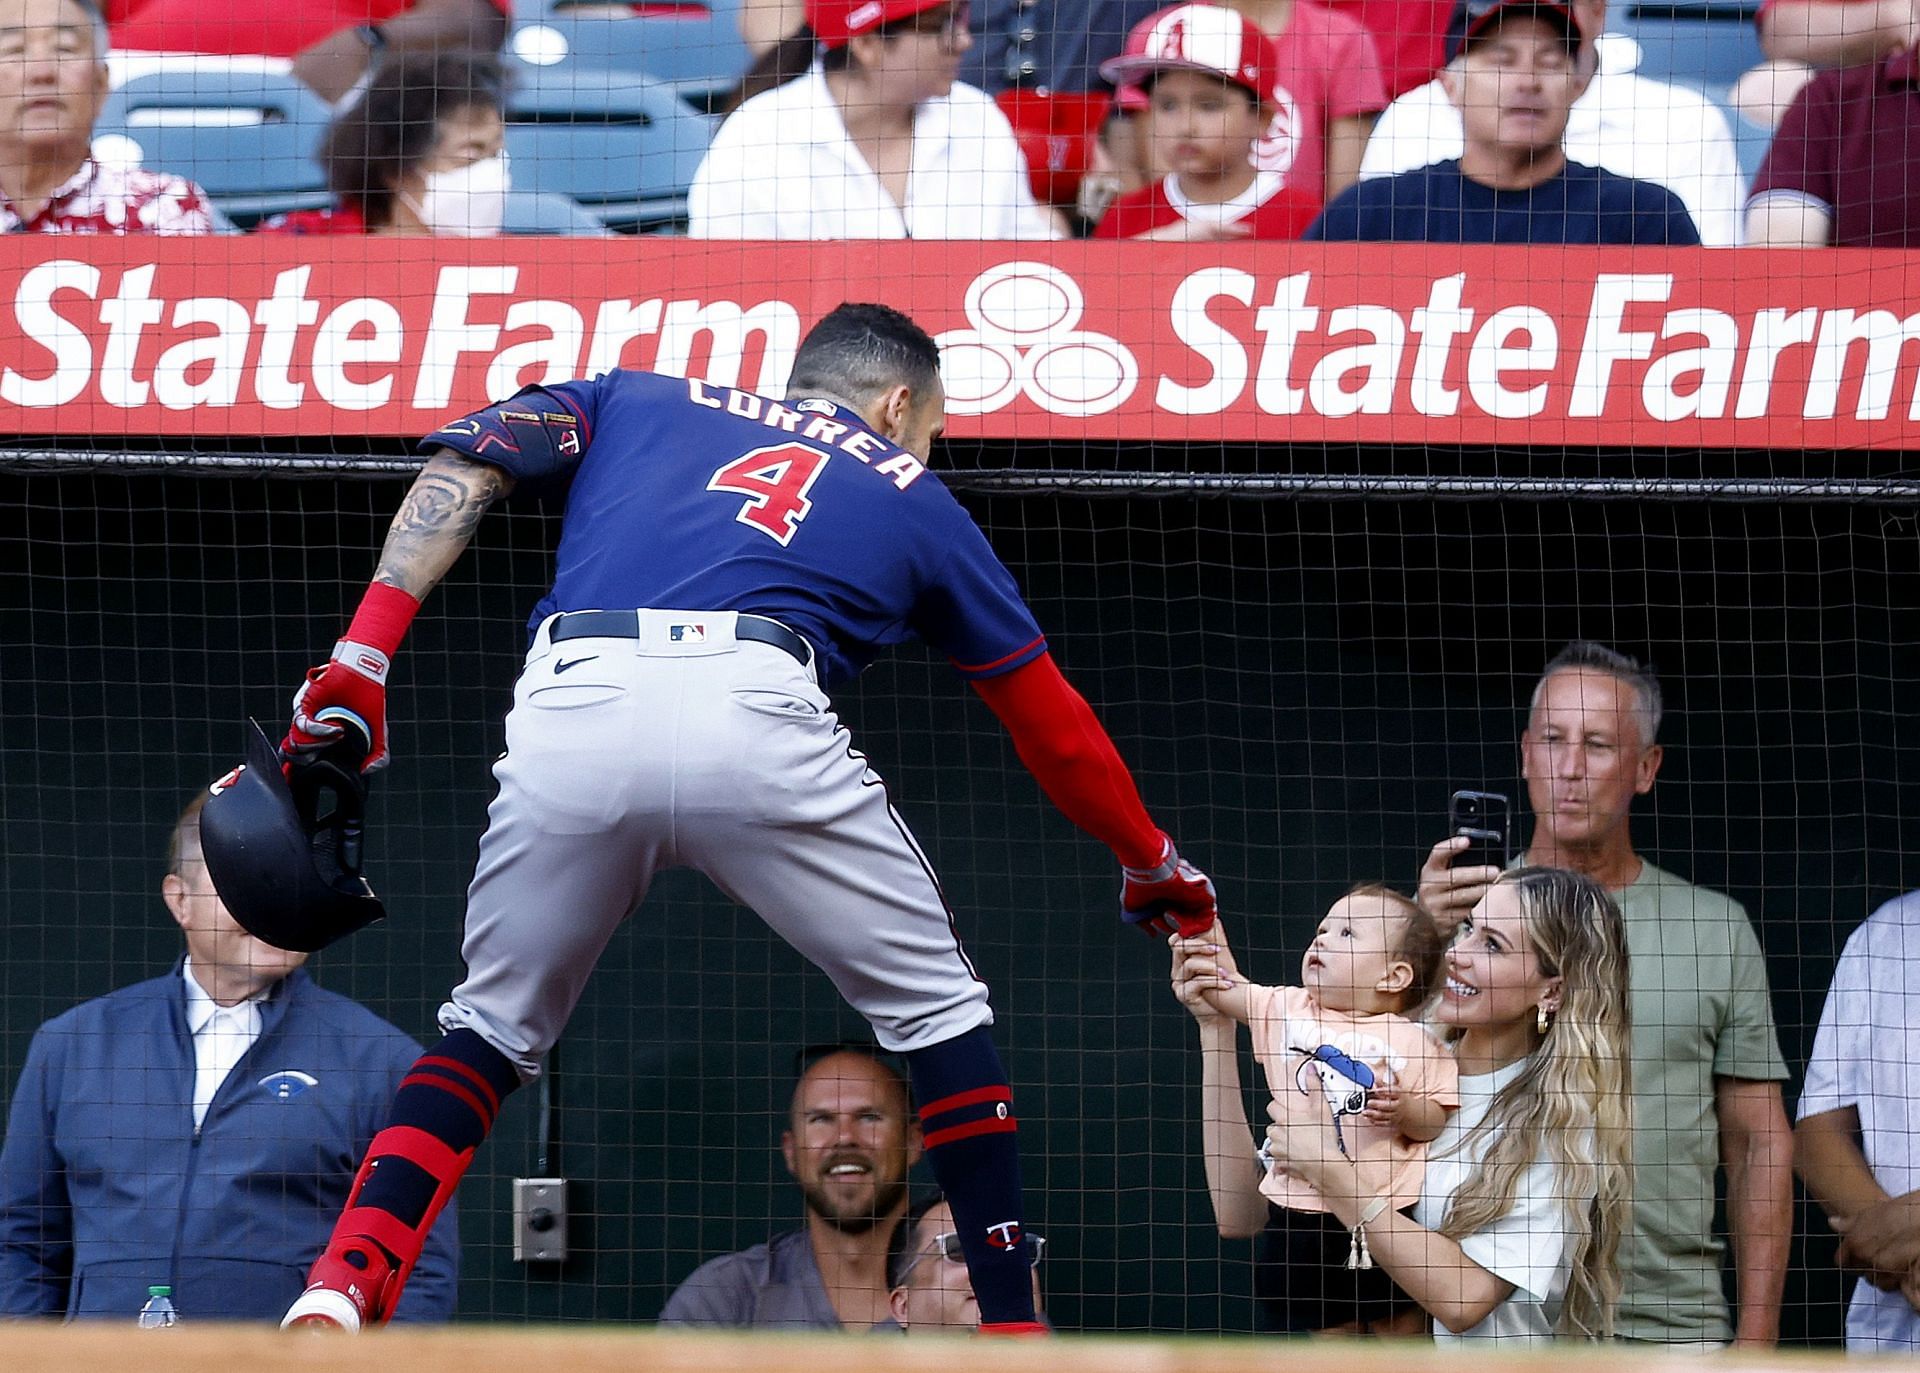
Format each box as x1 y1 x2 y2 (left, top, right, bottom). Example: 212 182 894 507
1365 1088 1450 1143
1359 1086 1403 1128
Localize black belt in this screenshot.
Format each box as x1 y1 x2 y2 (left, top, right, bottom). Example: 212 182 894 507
550 610 811 668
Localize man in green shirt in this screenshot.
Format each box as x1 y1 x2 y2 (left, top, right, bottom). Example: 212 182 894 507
1419 641 1792 1345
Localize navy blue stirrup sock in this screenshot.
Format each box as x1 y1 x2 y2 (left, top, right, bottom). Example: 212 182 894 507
357 1029 522 1227
906 1026 1037 1325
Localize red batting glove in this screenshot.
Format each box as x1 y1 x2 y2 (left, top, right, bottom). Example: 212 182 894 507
1120 833 1218 938
282 582 420 773
285 642 393 770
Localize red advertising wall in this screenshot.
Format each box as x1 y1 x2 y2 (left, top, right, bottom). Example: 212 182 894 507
2 239 1916 449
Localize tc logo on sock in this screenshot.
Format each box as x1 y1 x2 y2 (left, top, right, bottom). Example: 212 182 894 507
985 1221 1023 1250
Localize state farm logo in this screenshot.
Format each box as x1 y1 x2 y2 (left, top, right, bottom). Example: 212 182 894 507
938 262 1138 417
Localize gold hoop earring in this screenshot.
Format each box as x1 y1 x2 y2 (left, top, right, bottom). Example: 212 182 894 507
1537 1005 1553 1035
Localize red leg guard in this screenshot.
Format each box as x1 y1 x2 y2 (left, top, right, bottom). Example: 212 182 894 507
298 1125 473 1328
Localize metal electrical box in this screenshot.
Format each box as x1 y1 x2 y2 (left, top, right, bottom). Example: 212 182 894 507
512 1177 569 1262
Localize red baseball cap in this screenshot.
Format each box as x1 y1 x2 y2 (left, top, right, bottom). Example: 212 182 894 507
1098 3 1280 103
806 0 951 50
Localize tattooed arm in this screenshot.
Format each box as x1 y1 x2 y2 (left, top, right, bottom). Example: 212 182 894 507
371 449 516 601
281 450 516 768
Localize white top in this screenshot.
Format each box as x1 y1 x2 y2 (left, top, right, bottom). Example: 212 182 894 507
1357 33 1745 246
688 68 1060 241
1411 1057 1577 1343
182 959 266 1130
1799 890 1920 1351
1165 170 1290 231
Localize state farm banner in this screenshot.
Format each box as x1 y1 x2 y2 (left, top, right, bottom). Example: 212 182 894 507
2 238 1917 449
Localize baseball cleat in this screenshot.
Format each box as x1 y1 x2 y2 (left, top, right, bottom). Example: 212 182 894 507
282 1286 363 1331
280 1239 396 1332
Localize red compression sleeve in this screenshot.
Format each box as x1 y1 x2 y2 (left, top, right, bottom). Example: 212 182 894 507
344 581 421 656
970 652 1165 869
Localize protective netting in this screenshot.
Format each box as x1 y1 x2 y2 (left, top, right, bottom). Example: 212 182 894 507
0 461 1910 1338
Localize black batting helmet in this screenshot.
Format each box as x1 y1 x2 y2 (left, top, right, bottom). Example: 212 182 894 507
199 720 387 953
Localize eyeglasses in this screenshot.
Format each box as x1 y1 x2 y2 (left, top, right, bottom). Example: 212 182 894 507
897 1230 1045 1286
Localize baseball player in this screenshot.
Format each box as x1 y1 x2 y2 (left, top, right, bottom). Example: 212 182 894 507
276 303 1218 1334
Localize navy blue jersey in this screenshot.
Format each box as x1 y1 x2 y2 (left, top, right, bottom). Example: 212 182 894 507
422 370 1048 689
1304 159 1702 245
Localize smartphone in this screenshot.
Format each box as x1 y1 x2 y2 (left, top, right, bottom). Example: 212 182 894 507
1449 790 1510 870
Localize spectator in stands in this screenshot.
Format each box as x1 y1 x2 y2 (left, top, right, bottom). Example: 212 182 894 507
1224 0 1388 204
1308 0 1700 242
1108 0 1386 207
1093 4 1319 239
1417 641 1792 1346
103 0 509 105
1175 872 1634 1341
1074 105 1154 227
1744 42 1920 246
1358 0 1743 243
1169 885 1455 1336
692 0 1061 238
0 0 218 233
660 1047 920 1329
0 794 457 1321
884 1194 1044 1332
257 50 507 237
1797 888 1920 1352
1757 0 1916 69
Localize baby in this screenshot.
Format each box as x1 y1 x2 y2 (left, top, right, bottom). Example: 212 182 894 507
1181 883 1457 1333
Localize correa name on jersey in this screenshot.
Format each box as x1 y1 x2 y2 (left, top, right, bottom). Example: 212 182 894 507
686 380 928 490
423 368 1048 691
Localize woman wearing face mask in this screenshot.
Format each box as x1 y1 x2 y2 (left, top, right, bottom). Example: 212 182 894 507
257 50 509 237
1174 867 1633 1341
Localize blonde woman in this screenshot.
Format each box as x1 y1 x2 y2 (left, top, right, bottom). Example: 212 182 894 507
1174 867 1632 1341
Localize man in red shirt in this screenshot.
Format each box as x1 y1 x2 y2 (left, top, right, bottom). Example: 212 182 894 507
103 0 508 102
1095 2 1320 239
0 0 217 232
1746 41 1920 245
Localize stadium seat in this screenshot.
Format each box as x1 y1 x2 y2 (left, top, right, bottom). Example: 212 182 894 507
507 0 751 112
91 68 333 226
1611 0 1765 101
502 188 614 235
503 62 717 232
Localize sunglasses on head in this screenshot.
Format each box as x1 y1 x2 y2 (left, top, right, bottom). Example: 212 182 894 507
898 1230 1046 1285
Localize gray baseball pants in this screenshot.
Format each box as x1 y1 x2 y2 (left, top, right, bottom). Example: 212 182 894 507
438 609 993 1079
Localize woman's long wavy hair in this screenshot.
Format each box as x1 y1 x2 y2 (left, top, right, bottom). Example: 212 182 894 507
1437 866 1634 1340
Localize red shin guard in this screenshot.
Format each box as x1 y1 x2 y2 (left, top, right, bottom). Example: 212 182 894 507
306 1125 473 1327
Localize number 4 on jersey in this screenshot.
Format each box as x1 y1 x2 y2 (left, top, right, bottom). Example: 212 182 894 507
706 443 830 546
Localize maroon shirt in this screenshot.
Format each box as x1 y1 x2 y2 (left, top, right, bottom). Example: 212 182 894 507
1750 45 1920 246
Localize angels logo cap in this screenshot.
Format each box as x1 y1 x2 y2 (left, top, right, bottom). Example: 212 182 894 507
1098 3 1281 102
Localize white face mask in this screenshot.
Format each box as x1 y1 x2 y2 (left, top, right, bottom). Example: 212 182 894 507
408 152 510 238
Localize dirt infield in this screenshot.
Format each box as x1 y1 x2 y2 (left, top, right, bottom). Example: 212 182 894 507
0 1325 1861 1373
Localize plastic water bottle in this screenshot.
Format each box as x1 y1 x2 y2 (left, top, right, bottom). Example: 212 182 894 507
136 1285 179 1329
